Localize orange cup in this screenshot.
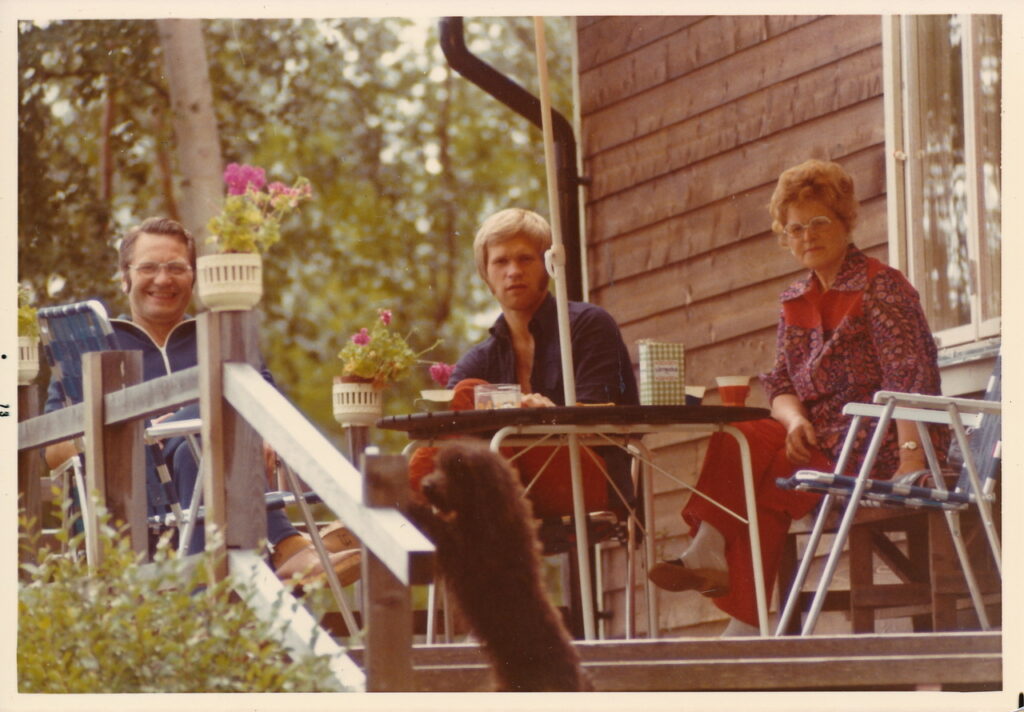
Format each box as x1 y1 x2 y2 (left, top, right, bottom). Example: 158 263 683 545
716 376 750 407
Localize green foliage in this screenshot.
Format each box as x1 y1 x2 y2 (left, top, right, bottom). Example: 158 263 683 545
18 17 573 451
18 513 345 693
18 19 169 311
18 284 39 338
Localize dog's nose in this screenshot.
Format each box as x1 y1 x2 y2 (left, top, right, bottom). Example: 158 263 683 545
421 480 436 499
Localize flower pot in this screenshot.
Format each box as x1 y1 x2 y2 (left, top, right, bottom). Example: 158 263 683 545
18 336 39 386
196 252 263 312
332 378 383 427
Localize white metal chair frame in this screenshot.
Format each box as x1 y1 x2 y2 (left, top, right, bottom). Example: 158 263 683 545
776 390 1001 636
145 414 365 643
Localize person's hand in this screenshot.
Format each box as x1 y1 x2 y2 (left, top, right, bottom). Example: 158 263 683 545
784 416 818 464
520 392 556 408
150 412 175 425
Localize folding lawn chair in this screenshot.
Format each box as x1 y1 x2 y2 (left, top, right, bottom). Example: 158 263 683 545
39 300 196 558
775 356 1001 635
40 300 364 640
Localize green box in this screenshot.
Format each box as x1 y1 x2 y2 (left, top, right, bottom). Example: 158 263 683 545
637 340 685 405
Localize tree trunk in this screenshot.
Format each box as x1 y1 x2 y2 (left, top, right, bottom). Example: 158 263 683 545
156 18 222 251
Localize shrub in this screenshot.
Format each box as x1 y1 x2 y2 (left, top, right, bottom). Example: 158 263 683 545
18 512 347 693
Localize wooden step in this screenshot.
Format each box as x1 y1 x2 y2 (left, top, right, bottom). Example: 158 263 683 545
345 631 1001 692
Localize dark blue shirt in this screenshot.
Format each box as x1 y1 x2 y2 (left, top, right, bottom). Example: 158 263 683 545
449 294 638 406
449 294 639 513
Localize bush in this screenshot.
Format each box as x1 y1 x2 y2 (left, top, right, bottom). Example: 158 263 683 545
18 513 347 693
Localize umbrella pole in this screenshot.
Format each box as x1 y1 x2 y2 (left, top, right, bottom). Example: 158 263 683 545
533 17 595 641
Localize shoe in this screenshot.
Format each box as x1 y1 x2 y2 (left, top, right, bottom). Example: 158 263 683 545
300 548 362 588
318 521 360 553
275 545 362 588
648 558 729 597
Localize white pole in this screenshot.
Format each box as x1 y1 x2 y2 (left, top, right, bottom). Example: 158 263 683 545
533 16 595 641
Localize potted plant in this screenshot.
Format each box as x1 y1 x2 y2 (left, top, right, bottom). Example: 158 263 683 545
18 285 40 386
198 163 312 311
333 309 433 427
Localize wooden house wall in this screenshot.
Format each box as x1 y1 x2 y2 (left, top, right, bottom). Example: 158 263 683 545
575 15 886 637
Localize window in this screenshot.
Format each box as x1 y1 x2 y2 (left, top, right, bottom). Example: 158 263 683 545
883 15 1001 349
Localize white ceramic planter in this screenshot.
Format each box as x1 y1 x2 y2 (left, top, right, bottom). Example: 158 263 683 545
196 252 263 312
18 336 39 386
332 380 383 427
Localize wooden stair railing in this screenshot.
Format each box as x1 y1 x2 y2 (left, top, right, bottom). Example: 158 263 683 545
17 310 435 693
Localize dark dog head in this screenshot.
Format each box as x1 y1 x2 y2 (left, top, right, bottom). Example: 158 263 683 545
420 442 531 526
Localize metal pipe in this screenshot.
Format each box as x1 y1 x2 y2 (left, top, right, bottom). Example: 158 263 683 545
438 16 583 301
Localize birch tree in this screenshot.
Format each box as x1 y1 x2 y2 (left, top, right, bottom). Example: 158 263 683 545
156 18 223 247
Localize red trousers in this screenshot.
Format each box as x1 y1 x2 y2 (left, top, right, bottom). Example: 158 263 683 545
681 418 829 626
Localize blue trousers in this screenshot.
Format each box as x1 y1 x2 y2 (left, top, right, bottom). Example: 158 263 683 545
160 404 298 554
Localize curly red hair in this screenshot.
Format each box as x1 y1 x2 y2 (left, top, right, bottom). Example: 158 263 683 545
768 160 858 245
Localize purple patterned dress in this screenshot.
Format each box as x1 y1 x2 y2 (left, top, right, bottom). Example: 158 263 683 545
760 244 944 476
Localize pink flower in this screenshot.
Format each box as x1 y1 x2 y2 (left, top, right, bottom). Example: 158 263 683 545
378 309 392 326
267 181 289 196
429 362 455 387
224 163 267 196
351 328 370 345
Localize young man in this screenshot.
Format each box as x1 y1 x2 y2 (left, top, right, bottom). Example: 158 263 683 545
44 217 357 583
449 208 639 511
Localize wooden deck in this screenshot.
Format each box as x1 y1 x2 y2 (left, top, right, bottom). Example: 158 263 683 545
347 631 1001 692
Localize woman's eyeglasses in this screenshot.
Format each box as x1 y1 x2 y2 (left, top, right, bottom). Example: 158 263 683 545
784 215 832 240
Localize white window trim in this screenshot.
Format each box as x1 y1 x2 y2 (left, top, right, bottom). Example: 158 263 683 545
882 14 1001 353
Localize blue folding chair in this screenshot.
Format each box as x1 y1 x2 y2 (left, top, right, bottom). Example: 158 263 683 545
775 356 1001 635
39 300 195 556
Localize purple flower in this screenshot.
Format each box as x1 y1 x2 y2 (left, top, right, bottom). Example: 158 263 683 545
378 309 392 326
224 163 267 196
429 362 454 387
351 328 370 346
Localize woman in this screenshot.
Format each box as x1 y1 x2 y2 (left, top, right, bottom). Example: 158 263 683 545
648 159 944 635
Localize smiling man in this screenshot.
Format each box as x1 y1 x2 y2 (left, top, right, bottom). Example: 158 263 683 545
448 208 639 514
43 217 359 584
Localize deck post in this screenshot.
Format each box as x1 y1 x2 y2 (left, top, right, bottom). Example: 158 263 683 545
18 383 43 566
82 350 146 559
198 310 266 581
362 451 415 691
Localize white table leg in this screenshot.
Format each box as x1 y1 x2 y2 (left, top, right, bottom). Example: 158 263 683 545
722 425 769 636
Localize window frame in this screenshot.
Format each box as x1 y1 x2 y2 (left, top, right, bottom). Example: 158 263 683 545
882 14 1001 351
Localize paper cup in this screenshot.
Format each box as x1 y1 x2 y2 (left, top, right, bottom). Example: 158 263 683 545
474 383 521 410
716 376 750 407
684 386 706 406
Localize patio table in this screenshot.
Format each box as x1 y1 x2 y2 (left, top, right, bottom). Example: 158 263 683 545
379 404 773 637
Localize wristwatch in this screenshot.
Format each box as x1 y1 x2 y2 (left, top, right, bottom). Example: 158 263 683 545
899 441 920 451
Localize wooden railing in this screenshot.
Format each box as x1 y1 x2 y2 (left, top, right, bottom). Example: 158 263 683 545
17 310 435 692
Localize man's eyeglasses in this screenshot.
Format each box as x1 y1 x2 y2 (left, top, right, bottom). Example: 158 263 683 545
130 261 193 277
784 215 832 240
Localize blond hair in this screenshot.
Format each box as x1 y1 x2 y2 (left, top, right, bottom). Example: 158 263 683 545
769 160 859 245
473 208 552 282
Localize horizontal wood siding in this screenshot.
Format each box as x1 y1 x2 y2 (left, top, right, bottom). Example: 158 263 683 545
577 15 886 637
